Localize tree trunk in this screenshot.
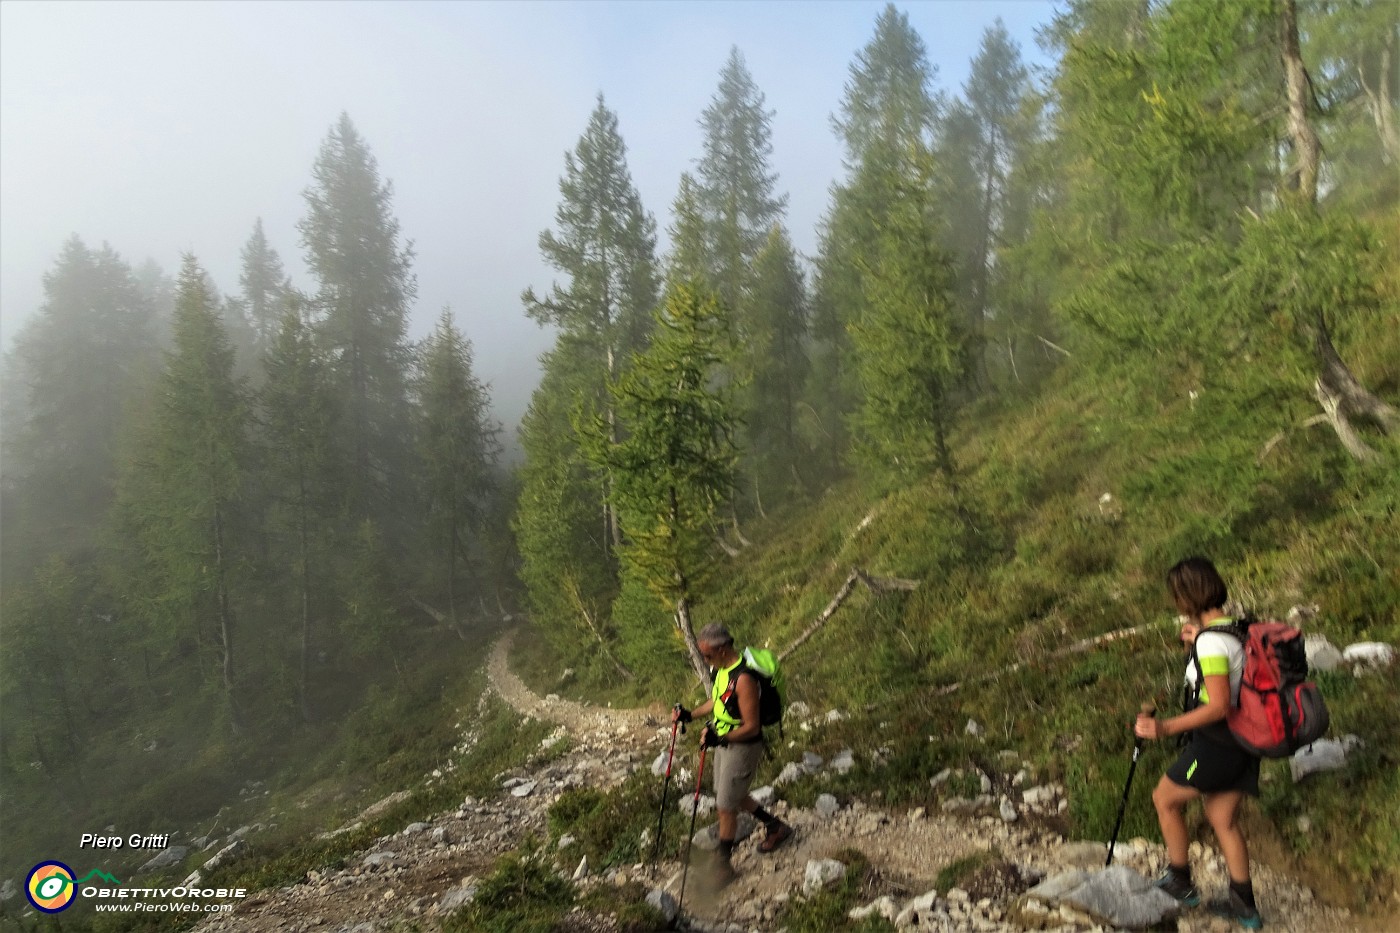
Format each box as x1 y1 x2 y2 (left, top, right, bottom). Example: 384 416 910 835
298 475 313 724
1280 0 1321 203
1280 0 1397 456
1356 32 1400 164
213 504 241 733
675 595 711 689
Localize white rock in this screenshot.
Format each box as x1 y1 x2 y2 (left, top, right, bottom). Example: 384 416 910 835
510 780 538 797
849 895 899 921
894 888 940 927
751 785 775 806
1343 642 1395 672
802 751 824 771
815 794 841 818
787 701 811 719
830 748 855 774
965 719 983 737
651 751 672 777
558 834 576 849
775 762 805 786
646 888 679 925
438 884 477 911
1291 739 1348 783
1305 634 1344 672
930 768 953 788
826 709 846 722
803 858 847 895
572 856 588 880
999 797 1019 822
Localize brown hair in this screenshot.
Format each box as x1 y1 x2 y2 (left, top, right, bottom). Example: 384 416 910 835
1166 557 1228 616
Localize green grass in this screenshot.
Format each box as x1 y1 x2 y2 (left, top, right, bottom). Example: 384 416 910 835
532 314 1399 914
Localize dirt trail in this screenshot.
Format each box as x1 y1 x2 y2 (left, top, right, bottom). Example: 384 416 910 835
191 631 1358 933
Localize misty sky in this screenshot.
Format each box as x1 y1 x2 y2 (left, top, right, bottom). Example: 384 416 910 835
1 0 1057 433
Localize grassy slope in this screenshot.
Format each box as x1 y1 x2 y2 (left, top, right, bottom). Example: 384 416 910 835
534 305 1399 912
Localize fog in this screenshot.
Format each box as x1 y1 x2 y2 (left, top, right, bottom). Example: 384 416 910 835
0 0 1055 435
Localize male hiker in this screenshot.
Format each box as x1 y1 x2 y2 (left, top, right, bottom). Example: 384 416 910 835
673 622 793 886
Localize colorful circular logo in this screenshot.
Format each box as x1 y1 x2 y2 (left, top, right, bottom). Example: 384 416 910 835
26 861 77 913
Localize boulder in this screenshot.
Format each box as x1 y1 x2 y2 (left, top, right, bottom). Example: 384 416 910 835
1343 642 1395 673
138 846 189 872
646 888 679 925
1024 866 1180 930
438 884 477 912
849 894 899 922
803 858 846 895
894 888 940 927
815 793 841 818
1291 738 1348 783
1304 634 1344 672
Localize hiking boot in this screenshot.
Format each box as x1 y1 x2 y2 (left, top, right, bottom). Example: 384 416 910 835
1207 890 1263 929
709 857 737 888
1154 870 1201 907
758 821 793 853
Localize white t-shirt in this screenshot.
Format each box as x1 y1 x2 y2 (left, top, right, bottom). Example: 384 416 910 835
1184 621 1245 706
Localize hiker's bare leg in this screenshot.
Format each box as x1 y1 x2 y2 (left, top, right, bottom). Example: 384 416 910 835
1152 775 1200 868
717 807 737 842
1203 790 1250 882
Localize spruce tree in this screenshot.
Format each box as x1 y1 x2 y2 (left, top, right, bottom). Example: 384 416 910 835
2 238 156 577
746 226 810 505
417 308 500 626
114 255 250 730
299 112 417 534
259 297 339 721
240 218 291 354
523 95 660 553
812 5 940 473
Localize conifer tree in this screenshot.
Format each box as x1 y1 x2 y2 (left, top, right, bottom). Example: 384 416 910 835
812 5 940 471
2 238 156 572
695 47 788 314
847 148 965 485
590 283 738 685
299 112 417 534
746 226 810 504
115 255 250 730
417 308 500 626
523 95 659 552
240 218 291 353
259 297 339 721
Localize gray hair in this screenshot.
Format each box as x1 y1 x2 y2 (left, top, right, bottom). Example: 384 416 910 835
697 623 733 647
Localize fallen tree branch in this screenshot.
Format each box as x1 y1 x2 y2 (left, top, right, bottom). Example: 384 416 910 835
412 597 468 641
780 567 920 662
563 575 634 680
1316 377 1380 462
933 622 1154 696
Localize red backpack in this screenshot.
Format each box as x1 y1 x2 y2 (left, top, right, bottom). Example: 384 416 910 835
1191 619 1330 758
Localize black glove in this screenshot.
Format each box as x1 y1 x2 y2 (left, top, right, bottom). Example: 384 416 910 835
673 704 692 724
701 726 726 749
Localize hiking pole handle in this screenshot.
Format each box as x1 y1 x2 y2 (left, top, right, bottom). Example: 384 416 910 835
1134 703 1156 751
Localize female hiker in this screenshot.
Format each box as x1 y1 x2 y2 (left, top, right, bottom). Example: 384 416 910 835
1133 556 1262 930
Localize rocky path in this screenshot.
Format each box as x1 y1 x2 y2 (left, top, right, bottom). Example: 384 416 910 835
193 632 1359 933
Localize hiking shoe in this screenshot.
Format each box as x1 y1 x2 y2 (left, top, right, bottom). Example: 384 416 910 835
709 857 737 888
1207 890 1263 929
1154 871 1201 907
758 821 793 853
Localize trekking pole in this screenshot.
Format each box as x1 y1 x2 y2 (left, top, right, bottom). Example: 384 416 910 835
676 743 709 919
651 706 685 867
1106 703 1156 867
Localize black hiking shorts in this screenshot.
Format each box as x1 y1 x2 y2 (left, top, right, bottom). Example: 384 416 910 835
1166 731 1260 796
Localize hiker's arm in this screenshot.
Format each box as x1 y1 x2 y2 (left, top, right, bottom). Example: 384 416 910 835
1136 672 1230 740
690 699 715 720
723 673 762 744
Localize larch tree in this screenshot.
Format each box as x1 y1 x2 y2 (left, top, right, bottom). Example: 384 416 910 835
589 283 738 686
